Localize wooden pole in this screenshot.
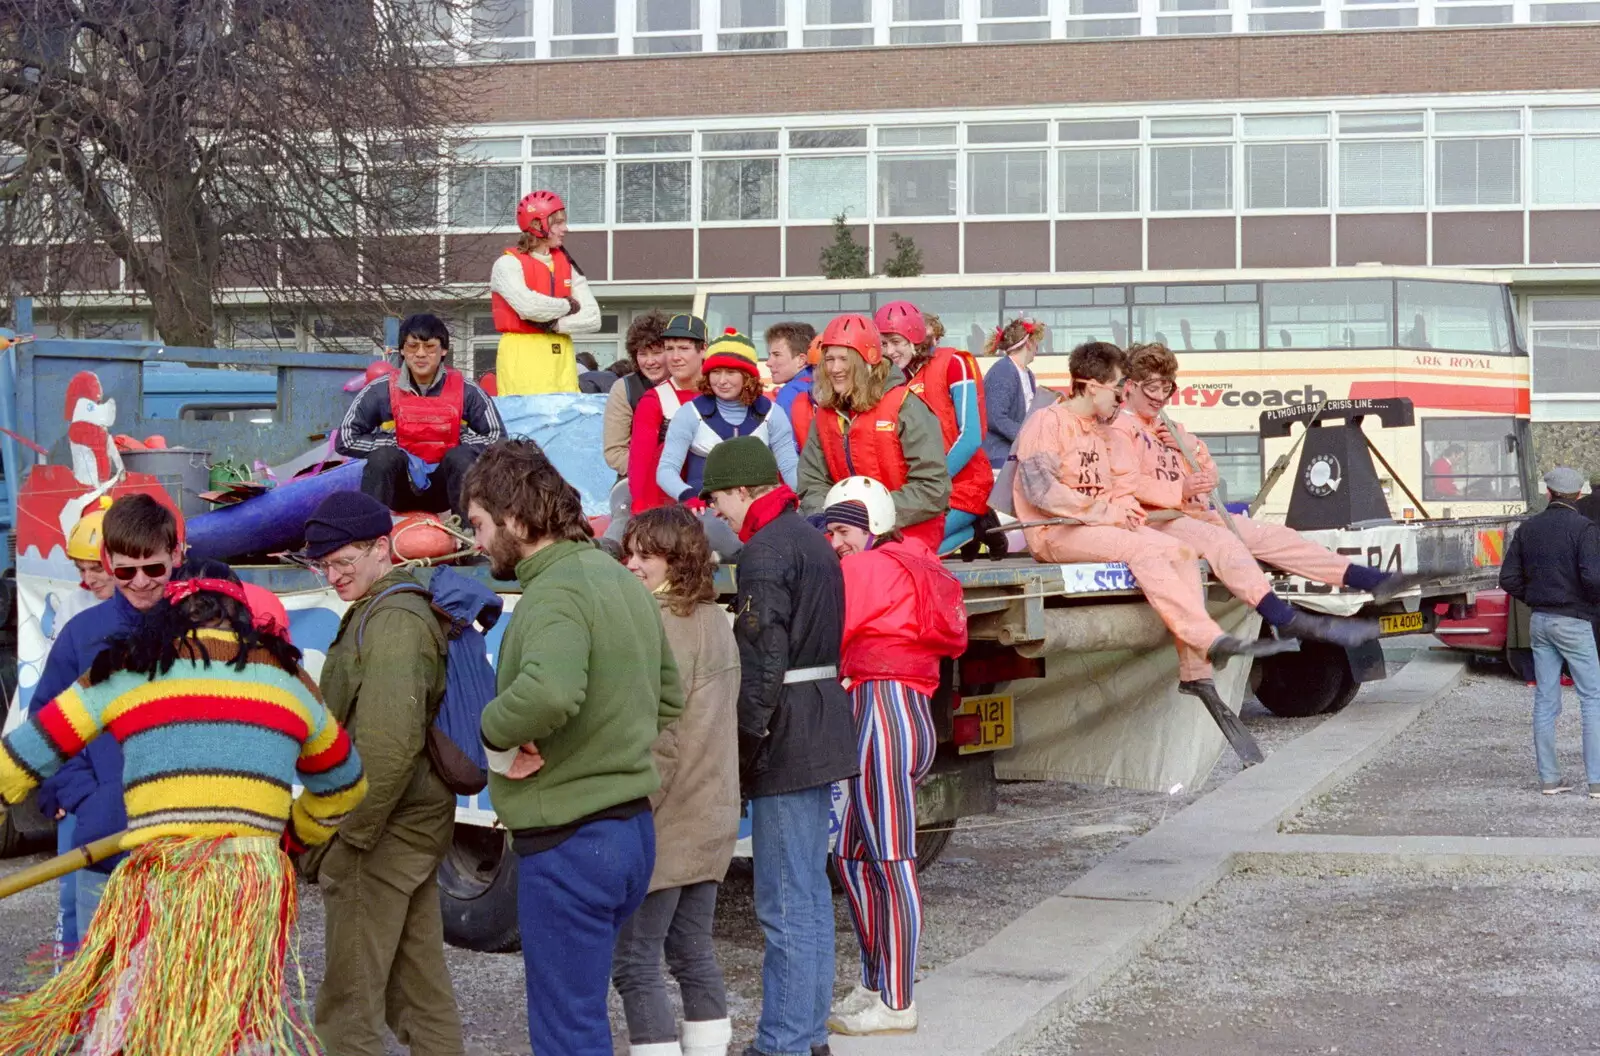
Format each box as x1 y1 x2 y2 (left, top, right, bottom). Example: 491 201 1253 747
0 833 128 901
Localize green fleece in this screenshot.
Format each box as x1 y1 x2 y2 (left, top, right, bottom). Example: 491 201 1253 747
481 539 685 831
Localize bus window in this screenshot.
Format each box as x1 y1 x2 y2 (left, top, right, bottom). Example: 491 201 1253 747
1005 286 1129 353
1133 284 1261 351
1397 280 1516 355
1422 417 1523 501
1197 433 1262 503
1263 280 1393 350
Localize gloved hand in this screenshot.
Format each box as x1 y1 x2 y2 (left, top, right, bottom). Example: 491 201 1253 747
565 296 582 317
737 729 765 790
280 826 308 858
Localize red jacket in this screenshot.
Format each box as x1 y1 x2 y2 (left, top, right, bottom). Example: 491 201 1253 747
909 347 993 516
628 381 698 513
390 368 464 464
491 248 573 334
840 538 967 695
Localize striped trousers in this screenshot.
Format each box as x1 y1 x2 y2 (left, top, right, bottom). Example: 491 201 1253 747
835 679 937 1012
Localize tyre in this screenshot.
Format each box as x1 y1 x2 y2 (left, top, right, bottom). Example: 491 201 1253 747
1254 641 1357 718
915 820 956 870
438 825 521 953
1506 647 1535 683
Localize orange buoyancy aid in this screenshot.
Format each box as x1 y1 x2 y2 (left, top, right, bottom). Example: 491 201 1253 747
816 386 913 491
908 346 993 516
491 248 574 334
790 391 815 450
390 368 465 464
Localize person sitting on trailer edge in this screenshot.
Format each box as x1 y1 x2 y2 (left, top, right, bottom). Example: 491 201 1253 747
797 314 951 553
1111 342 1390 646
1012 341 1293 709
336 313 505 522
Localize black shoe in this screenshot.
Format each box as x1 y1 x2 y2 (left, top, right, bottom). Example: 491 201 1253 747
1369 570 1438 603
815 1047 833 1056
1206 634 1301 666
1179 678 1265 765
1281 609 1381 648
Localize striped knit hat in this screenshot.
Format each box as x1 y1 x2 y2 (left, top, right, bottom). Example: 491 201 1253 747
703 328 760 379
822 500 873 534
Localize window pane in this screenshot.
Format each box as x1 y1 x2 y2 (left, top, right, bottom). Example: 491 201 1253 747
1196 433 1261 503
1263 280 1394 349
891 23 962 39
555 0 615 33
1435 110 1521 133
618 134 692 154
722 0 785 25
1436 138 1520 206
638 0 698 29
789 155 869 219
1339 140 1424 208
529 136 605 156
1157 14 1232 31
703 157 778 220
529 163 605 224
982 0 1047 13
1060 148 1139 212
808 0 870 19
617 160 690 223
1340 111 1425 134
636 34 702 50
1397 280 1515 354
1435 6 1511 22
1134 299 1262 350
1073 0 1139 12
704 130 779 151
895 0 960 15
1060 119 1141 141
1532 138 1600 205
790 128 868 149
456 138 521 161
969 151 1046 215
719 30 786 46
1246 142 1328 209
1248 12 1325 28
1532 108 1600 131
448 166 520 227
1533 1 1600 17
878 154 956 217
880 126 957 147
1023 304 1132 351
1066 16 1142 33
1150 117 1233 138
1342 8 1418 25
474 0 530 37
553 37 619 54
804 27 872 43
1422 418 1523 502
1152 145 1233 210
1532 298 1600 323
978 20 1050 37
1243 114 1329 137
968 122 1049 144
1532 325 1600 394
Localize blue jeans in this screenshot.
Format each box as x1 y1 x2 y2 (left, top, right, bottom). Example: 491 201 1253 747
76 869 108 945
751 786 836 1056
54 815 77 961
517 811 655 1056
1530 611 1600 784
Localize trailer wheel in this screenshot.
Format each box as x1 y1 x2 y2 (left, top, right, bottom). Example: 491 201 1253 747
1505 647 1534 683
438 825 521 953
915 820 957 870
1254 641 1356 718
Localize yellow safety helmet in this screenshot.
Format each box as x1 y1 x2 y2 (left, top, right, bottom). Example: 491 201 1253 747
66 498 114 562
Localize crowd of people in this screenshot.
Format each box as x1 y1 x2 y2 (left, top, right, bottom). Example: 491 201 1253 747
0 189 1439 1056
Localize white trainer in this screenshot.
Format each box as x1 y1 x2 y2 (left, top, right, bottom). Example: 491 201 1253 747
830 984 878 1020
828 993 918 1036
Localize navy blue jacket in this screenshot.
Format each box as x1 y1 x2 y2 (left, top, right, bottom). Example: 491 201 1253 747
1500 500 1600 622
34 591 140 872
982 356 1036 468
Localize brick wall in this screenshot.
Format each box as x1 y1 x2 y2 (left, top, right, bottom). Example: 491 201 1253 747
463 26 1600 124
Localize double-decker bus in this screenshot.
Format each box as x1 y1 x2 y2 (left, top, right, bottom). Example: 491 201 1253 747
696 266 1531 521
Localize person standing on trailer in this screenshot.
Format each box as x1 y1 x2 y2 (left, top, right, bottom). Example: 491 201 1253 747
605 311 674 478
765 321 817 420
981 318 1043 469
820 476 966 1038
612 505 741 1056
797 314 951 553
629 314 709 514
489 189 601 395
874 301 996 555
700 437 857 1056
1112 342 1389 647
1499 466 1600 797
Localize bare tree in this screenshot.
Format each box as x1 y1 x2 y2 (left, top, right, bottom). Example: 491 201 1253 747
0 0 485 346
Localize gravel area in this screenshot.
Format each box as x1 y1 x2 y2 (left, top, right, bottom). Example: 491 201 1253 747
1018 865 1600 1056
1288 658 1599 837
0 695 1327 1055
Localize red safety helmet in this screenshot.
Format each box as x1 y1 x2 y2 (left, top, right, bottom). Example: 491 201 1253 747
516 190 566 238
873 301 926 346
819 314 882 366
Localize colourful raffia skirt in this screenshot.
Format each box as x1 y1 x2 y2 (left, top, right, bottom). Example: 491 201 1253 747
0 836 321 1056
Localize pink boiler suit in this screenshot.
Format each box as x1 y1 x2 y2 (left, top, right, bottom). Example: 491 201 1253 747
1109 410 1354 601
1013 403 1224 681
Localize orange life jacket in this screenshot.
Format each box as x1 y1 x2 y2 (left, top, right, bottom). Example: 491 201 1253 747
815 387 913 491
390 368 465 464
908 347 993 516
490 248 574 334
791 391 815 451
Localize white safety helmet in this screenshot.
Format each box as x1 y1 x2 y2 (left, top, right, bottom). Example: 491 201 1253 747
822 476 897 536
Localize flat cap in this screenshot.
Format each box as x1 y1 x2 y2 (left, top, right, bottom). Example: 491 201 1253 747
1544 466 1584 495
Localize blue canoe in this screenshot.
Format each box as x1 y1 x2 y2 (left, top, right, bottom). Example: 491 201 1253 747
186 461 363 562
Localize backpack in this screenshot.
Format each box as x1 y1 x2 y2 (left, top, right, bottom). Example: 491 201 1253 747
358 566 504 796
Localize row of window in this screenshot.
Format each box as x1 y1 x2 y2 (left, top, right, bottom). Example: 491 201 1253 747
443 109 1600 227
448 0 1600 57
703 278 1520 355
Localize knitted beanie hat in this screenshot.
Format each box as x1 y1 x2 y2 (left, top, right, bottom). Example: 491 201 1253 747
822 499 873 534
703 328 760 379
700 436 780 500
303 490 394 558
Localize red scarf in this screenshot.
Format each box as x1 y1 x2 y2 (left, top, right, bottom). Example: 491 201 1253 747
739 485 797 543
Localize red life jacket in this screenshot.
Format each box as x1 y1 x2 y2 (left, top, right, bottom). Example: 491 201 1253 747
816 387 913 490
908 347 993 516
791 391 815 450
390 368 465 464
490 248 574 334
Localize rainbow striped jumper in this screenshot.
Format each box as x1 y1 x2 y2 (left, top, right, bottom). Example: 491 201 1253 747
0 630 366 848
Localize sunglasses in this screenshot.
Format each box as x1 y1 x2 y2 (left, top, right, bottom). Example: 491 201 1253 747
110 561 171 583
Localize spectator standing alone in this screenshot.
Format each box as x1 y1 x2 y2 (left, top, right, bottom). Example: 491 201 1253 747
1499 466 1600 796
336 313 505 520
981 318 1042 469
613 506 742 1056
702 437 858 1056
463 441 684 1056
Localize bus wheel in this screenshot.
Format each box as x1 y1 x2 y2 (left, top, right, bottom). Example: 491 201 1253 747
1254 642 1356 718
438 825 521 953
